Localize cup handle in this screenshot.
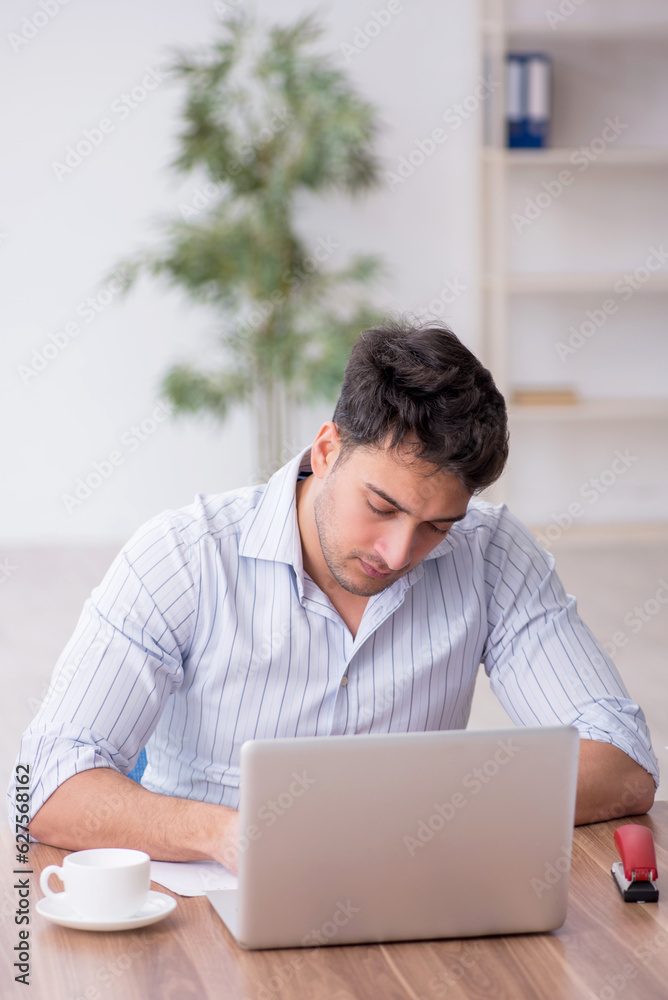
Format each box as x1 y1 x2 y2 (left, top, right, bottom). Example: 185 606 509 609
40 865 65 897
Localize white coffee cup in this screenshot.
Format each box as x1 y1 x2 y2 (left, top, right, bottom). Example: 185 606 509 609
40 848 151 921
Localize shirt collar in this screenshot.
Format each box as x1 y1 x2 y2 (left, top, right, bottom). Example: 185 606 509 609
237 446 311 572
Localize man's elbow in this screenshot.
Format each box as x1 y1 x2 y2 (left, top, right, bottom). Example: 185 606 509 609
575 740 657 825
26 770 107 849
621 768 656 817
610 748 656 818
29 800 60 847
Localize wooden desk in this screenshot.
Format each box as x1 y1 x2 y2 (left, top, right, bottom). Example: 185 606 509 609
2 806 668 1000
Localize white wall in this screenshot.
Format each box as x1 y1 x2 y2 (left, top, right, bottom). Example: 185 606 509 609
1 0 481 545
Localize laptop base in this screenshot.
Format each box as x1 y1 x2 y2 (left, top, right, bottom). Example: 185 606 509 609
207 889 239 937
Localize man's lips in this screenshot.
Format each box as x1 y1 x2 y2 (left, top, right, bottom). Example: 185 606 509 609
358 558 393 580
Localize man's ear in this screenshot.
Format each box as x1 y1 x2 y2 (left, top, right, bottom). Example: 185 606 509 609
310 422 342 480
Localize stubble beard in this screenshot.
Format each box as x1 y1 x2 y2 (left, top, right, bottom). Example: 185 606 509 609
313 480 402 597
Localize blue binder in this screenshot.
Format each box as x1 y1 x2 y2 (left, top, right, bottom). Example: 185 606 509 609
506 53 551 148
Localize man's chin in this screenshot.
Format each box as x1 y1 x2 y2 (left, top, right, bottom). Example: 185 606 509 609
340 578 393 597
334 562 401 597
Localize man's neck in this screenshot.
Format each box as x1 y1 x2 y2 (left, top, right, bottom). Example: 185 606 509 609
295 476 368 637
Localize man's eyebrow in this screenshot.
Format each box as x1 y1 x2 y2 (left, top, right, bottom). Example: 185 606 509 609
364 483 468 523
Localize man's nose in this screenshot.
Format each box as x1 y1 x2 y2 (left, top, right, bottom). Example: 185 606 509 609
374 523 415 571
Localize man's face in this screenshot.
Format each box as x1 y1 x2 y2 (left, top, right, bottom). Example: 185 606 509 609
312 440 472 597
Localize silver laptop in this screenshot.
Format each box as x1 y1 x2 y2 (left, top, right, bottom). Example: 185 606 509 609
207 726 579 949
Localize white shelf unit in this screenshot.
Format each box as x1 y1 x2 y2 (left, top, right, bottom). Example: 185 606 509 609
485 147 668 167
477 0 668 523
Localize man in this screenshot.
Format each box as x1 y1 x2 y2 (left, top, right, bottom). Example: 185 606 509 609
11 321 658 873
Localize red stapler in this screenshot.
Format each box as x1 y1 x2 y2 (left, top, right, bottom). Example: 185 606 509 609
611 825 659 902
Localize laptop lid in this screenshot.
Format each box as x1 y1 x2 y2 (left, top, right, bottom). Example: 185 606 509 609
213 725 579 949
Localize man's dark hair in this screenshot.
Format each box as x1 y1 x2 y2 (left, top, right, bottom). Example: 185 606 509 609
332 318 508 494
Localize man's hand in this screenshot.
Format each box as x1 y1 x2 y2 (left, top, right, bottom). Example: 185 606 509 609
29 767 240 872
575 739 655 825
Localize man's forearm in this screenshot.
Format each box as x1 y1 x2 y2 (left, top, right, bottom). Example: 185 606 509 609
29 767 239 873
575 739 655 825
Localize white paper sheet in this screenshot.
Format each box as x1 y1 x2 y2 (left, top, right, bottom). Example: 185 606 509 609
150 859 238 897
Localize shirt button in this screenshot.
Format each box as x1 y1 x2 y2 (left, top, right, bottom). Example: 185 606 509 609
340 676 348 687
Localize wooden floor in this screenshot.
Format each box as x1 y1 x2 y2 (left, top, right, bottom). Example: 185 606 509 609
2 528 667 800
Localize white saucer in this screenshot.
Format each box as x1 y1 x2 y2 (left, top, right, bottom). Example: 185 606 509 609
36 890 177 931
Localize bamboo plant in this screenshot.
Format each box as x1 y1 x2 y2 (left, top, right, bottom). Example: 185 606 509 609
115 12 385 478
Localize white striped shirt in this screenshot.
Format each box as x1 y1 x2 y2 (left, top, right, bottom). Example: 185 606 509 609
12 447 659 823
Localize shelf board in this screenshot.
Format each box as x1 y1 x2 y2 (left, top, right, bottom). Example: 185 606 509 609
484 147 668 167
499 22 668 40
490 273 668 295
509 398 668 422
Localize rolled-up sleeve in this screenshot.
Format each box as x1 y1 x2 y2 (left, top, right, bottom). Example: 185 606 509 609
7 513 199 827
481 508 659 787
